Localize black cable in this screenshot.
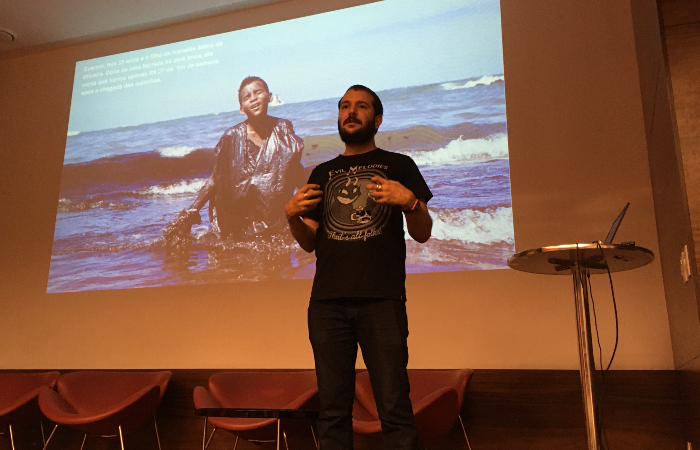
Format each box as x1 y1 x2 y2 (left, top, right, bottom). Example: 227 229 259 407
597 241 620 372
588 272 605 378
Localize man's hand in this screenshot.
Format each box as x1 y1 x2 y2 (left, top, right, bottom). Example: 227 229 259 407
366 176 432 243
286 184 322 219
285 184 321 252
365 176 415 209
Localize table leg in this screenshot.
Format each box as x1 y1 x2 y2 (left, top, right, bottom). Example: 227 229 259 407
571 264 600 450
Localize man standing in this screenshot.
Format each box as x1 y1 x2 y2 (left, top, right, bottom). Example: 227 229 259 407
285 85 433 450
164 76 304 246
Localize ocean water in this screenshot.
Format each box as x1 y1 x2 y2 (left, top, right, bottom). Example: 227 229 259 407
48 75 514 293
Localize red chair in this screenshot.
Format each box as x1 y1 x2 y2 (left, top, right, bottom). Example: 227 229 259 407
353 369 474 449
0 372 60 450
38 371 171 449
193 371 318 450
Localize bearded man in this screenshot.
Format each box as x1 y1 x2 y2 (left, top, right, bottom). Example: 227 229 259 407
285 85 433 450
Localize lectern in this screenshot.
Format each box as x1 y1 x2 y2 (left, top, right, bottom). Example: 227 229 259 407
507 243 654 450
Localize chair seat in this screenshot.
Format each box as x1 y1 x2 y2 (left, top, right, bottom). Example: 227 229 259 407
352 369 473 447
38 371 171 436
40 384 161 435
194 371 319 444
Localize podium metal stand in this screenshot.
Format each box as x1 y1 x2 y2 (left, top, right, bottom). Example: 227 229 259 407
507 243 654 450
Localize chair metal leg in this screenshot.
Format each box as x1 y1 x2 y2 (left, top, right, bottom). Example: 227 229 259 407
119 425 125 450
459 416 473 450
41 420 46 445
80 434 87 450
202 418 218 450
233 436 238 450
154 416 162 450
204 427 217 450
276 419 281 450
283 430 289 450
310 424 319 450
202 417 207 450
8 424 15 450
41 424 58 450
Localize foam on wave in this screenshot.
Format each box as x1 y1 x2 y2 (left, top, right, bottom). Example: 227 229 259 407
67 131 81 137
157 146 199 158
427 206 514 244
139 178 207 196
408 134 509 165
57 197 135 213
441 75 504 91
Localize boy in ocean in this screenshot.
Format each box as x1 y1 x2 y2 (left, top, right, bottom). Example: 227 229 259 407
163 76 305 249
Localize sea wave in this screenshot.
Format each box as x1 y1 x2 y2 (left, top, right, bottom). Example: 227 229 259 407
67 131 81 137
57 197 137 213
304 122 506 163
407 134 509 165
60 123 506 197
428 206 514 244
441 75 504 90
157 146 199 158
49 226 297 257
59 148 216 196
138 179 208 196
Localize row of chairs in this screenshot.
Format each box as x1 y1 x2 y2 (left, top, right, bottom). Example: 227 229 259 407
0 369 473 450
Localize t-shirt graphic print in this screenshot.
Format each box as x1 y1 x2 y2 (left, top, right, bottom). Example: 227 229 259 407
324 166 390 241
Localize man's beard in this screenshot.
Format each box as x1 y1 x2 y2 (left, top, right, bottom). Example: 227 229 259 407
338 116 377 145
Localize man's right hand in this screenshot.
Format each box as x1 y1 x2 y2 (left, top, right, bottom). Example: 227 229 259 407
286 184 322 219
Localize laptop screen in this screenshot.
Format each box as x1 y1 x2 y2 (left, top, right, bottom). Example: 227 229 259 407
604 203 630 244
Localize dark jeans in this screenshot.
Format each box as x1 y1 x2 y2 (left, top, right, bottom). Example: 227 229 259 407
308 298 418 450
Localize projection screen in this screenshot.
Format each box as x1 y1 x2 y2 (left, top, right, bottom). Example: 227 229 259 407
47 0 513 293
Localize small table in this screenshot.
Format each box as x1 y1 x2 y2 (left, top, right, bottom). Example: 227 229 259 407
508 243 654 450
195 408 319 450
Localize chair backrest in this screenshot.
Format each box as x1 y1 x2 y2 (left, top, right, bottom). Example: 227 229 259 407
0 372 60 409
354 369 473 418
209 371 318 409
405 369 473 407
57 371 171 414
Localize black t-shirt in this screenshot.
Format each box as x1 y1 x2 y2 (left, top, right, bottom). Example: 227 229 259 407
305 148 432 301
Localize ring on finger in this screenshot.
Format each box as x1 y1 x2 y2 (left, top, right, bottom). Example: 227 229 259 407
304 193 308 199
376 183 382 191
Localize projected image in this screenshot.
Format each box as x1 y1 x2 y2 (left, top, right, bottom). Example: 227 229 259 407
48 0 514 293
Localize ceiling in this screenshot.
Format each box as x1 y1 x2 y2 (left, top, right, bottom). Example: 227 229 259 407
0 0 283 57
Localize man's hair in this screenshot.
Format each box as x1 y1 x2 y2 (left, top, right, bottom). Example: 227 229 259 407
238 76 269 103
338 85 383 116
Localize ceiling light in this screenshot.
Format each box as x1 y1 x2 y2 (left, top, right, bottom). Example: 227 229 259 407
0 28 17 43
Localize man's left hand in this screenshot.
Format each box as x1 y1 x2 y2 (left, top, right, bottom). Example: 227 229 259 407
366 176 415 210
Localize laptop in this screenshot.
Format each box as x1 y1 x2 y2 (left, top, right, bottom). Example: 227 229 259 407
603 202 630 244
545 202 631 271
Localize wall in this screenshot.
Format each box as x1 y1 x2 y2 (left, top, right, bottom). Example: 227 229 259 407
659 0 700 367
0 0 675 370
631 0 700 371
657 0 700 446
